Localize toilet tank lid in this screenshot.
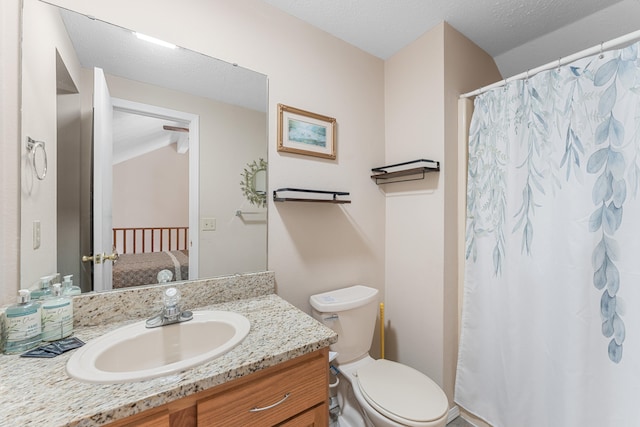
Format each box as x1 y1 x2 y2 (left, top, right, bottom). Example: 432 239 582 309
310 285 379 312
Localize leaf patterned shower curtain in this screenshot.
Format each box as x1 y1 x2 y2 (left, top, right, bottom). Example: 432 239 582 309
455 43 640 426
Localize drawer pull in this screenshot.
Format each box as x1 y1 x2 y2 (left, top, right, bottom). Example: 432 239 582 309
249 393 291 412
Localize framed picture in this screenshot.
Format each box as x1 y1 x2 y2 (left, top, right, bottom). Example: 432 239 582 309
277 104 336 160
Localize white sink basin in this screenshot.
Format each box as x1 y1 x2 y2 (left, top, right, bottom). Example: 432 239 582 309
66 310 251 384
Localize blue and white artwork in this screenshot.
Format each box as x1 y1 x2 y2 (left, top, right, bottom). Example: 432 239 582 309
287 118 327 148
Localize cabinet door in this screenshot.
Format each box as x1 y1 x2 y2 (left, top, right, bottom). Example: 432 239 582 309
276 403 328 427
114 409 170 427
197 354 327 426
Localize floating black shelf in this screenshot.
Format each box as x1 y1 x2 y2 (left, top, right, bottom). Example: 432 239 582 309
273 188 351 204
371 159 440 184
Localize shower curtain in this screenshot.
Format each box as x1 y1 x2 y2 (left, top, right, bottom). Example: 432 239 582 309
455 42 640 426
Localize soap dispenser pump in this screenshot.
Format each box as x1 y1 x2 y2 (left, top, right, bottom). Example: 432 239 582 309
31 276 53 300
3 290 42 354
62 274 81 296
41 283 74 341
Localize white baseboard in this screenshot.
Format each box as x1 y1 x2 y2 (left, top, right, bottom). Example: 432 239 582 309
447 405 461 423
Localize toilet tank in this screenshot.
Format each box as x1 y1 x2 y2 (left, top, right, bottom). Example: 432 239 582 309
310 285 379 364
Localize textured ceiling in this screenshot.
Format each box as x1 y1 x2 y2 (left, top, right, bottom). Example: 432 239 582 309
59 8 268 163
59 0 640 97
60 9 267 112
262 0 640 77
53 0 640 164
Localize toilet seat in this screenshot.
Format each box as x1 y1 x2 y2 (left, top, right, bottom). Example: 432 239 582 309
356 359 448 426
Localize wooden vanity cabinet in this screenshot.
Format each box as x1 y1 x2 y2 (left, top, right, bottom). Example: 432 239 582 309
109 348 329 427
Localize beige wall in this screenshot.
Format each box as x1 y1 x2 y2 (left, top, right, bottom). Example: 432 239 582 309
384 22 501 405
383 23 446 389
112 145 189 230
0 0 21 306
20 0 82 290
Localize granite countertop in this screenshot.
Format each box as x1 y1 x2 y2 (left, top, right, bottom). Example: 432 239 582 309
0 293 337 426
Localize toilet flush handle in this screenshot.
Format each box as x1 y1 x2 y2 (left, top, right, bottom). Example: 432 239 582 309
324 314 339 321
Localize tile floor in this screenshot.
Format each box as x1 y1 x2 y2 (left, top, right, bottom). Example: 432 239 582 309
447 416 474 426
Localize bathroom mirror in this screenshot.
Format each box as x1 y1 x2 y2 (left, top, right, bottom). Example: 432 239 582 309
20 0 268 293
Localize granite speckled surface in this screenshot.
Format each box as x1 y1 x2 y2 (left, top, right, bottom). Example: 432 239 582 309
72 271 277 327
0 272 337 426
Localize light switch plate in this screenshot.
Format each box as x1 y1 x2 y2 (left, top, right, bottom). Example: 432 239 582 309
201 218 216 231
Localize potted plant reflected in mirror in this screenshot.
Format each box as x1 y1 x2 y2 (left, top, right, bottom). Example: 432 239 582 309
240 158 267 208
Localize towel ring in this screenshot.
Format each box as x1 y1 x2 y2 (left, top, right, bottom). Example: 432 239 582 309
27 137 47 181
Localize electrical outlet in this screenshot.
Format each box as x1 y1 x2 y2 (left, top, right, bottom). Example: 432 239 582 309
33 220 41 249
201 218 216 231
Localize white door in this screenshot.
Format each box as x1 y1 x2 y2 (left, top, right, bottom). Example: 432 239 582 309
92 67 114 291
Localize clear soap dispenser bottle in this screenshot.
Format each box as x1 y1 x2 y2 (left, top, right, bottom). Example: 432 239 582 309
31 275 53 300
41 283 73 341
3 290 42 354
62 274 81 296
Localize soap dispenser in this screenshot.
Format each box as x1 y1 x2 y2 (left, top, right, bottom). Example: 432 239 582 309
3 290 42 354
62 274 81 296
31 275 53 300
41 283 73 341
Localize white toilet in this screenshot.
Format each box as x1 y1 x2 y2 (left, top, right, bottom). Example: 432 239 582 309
311 285 449 427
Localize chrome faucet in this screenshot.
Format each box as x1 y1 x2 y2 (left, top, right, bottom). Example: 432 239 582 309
146 287 193 328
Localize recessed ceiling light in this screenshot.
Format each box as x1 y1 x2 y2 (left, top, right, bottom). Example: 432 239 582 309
134 32 177 49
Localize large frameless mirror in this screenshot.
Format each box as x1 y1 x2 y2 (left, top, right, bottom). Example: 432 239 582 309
20 0 268 294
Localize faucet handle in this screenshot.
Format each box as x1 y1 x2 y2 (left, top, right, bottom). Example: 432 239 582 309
164 287 181 307
163 287 182 319
146 287 192 328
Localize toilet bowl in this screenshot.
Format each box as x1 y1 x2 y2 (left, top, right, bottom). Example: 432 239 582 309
341 356 448 427
310 285 449 427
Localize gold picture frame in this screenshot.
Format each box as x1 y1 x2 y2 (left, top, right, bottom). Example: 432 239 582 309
277 104 336 160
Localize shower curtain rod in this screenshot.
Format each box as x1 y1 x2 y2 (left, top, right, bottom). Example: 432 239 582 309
460 29 640 99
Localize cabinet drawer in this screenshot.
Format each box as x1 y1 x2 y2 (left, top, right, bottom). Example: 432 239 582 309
276 403 328 427
197 354 327 426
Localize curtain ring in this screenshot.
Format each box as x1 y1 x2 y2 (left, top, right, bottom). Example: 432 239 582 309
27 137 47 181
599 42 604 59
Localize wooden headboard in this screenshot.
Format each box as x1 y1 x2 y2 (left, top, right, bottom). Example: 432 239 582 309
113 227 188 254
